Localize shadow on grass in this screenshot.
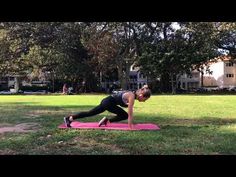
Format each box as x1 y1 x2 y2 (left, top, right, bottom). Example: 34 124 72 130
1 103 236 138
0 104 110 127
0 103 235 155
1 102 236 125
0 101 98 109
134 112 236 127
159 93 236 96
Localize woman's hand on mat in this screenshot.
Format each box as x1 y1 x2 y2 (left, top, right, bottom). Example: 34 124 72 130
128 120 134 129
129 124 135 129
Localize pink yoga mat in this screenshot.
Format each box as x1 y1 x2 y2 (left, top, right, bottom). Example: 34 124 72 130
58 121 160 131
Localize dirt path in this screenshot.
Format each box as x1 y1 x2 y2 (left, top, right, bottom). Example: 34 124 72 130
0 123 40 133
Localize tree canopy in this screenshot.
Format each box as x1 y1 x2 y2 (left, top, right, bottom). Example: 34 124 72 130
0 22 235 93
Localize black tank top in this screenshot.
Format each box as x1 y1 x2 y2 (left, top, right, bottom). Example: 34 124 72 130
111 90 136 107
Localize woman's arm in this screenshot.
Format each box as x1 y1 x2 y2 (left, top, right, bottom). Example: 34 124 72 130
127 92 135 129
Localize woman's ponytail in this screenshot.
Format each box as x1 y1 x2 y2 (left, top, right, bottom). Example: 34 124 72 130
142 84 149 90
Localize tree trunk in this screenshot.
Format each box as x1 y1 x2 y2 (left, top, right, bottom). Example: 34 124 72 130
14 76 20 93
170 73 176 94
125 60 132 90
160 73 171 92
117 63 126 90
99 71 102 84
52 73 55 93
201 71 204 87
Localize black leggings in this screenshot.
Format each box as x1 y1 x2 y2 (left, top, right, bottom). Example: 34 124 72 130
71 96 128 122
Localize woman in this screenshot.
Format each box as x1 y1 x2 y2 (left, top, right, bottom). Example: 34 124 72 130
64 85 151 129
62 83 68 95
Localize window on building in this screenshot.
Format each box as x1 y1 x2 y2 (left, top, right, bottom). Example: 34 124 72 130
188 82 198 89
226 74 234 78
0 77 8 82
9 77 15 81
192 73 199 78
139 83 142 89
130 83 133 89
226 62 234 67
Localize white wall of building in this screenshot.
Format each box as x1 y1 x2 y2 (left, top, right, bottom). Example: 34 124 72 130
203 61 224 87
203 60 236 88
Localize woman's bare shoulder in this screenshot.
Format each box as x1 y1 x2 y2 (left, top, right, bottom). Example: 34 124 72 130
124 91 135 98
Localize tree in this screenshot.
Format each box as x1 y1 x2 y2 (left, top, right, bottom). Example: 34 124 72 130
80 22 142 90
0 22 92 92
214 22 236 58
0 24 34 92
80 22 120 90
138 22 219 93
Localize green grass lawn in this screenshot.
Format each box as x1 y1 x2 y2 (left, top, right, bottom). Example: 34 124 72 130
0 94 236 155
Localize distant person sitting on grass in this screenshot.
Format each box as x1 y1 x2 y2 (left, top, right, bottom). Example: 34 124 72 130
62 84 68 95
63 85 151 129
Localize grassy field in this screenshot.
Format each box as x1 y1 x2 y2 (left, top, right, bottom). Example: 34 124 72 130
0 94 236 155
